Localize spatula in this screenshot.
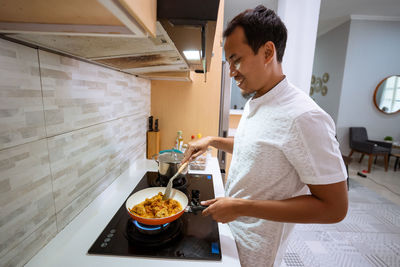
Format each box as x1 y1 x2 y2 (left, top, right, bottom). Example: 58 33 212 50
163 161 189 200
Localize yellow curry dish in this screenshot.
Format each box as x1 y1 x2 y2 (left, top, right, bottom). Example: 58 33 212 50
130 192 183 218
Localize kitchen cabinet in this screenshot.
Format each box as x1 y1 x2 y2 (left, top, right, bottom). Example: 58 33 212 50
0 0 190 81
113 0 157 37
0 0 156 37
25 157 240 267
0 0 219 82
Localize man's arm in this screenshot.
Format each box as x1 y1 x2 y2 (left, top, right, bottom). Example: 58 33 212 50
182 136 234 162
202 180 348 224
209 136 234 154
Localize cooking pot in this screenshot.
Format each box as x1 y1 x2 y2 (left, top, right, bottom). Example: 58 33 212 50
125 187 207 225
152 149 188 179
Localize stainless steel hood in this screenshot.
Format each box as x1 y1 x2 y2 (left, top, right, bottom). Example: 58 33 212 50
157 0 220 73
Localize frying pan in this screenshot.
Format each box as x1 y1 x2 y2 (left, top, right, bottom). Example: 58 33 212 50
125 187 189 225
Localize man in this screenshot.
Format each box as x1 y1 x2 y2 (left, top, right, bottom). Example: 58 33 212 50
182 5 348 267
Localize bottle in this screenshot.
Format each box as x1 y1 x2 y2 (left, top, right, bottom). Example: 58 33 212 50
175 130 184 151
181 143 188 153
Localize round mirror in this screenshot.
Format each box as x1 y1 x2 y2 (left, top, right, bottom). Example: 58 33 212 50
373 75 400 114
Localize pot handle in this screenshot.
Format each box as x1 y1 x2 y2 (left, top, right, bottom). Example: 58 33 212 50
151 153 159 164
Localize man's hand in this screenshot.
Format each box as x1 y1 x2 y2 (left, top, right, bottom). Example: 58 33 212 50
182 136 212 163
201 197 241 223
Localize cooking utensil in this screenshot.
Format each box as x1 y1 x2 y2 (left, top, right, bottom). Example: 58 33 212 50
148 116 153 131
126 187 188 225
154 119 159 132
152 149 187 179
163 161 189 200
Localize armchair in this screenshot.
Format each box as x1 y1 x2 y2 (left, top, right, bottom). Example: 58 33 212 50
348 127 391 173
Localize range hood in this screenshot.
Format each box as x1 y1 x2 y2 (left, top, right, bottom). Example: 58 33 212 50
0 0 220 81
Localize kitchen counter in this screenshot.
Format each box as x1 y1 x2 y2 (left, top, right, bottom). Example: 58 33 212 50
26 157 240 267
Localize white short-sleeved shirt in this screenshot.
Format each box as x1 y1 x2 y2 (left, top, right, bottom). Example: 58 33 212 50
225 77 347 267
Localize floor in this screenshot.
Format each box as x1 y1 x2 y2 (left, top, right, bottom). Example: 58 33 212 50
281 155 400 267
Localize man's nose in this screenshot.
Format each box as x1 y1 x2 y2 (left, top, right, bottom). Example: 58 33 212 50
229 65 238 77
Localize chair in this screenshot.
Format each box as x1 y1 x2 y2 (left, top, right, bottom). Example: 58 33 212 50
342 155 351 190
348 127 391 173
391 152 400 172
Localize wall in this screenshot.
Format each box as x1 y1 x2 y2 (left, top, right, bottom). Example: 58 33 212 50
223 0 277 29
230 81 248 110
312 21 350 123
0 38 150 266
336 19 400 154
151 0 224 152
224 113 242 179
277 0 320 94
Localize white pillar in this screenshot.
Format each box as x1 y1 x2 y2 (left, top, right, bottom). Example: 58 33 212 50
277 0 321 94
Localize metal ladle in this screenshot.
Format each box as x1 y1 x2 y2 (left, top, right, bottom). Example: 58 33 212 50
163 161 189 200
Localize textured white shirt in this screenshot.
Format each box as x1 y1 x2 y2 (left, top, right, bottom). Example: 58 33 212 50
225 78 347 267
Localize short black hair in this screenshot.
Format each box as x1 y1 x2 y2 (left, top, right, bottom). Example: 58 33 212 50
223 5 287 62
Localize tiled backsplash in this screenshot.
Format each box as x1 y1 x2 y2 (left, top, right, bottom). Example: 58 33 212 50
0 39 150 266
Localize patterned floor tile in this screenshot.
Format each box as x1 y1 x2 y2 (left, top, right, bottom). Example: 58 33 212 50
283 179 400 267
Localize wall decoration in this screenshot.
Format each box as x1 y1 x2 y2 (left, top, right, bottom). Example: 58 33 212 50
321 85 327 96
322 72 330 83
310 72 329 96
373 75 400 114
315 78 322 92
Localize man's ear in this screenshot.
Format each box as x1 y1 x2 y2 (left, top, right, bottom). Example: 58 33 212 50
264 41 275 63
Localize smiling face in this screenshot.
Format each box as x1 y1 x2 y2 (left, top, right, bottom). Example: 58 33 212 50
224 26 275 98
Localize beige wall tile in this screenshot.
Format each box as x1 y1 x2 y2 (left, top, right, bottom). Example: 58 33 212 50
39 50 151 136
48 113 147 214
0 216 56 267
48 122 116 213
0 140 55 259
0 39 45 150
0 40 150 267
55 167 120 231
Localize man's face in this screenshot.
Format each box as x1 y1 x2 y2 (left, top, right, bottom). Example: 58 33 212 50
224 26 267 97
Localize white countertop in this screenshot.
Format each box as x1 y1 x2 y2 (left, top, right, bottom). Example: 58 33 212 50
26 157 240 267
229 109 243 115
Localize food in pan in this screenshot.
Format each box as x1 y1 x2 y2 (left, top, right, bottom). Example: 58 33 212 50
129 192 182 218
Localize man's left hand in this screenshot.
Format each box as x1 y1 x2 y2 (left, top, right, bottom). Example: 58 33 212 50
201 197 240 223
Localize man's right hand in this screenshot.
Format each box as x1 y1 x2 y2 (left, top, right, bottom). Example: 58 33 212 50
182 136 212 163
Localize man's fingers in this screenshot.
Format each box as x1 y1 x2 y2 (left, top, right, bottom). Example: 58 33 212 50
201 198 218 206
202 206 211 216
190 149 204 161
182 146 194 163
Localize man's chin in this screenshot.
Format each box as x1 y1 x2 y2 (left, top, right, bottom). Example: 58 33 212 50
240 89 255 99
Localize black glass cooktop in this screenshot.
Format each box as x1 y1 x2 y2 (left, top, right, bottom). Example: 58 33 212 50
88 171 221 260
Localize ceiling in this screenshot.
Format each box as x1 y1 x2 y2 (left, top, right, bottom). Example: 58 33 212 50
318 0 400 35
224 0 400 37
223 0 277 29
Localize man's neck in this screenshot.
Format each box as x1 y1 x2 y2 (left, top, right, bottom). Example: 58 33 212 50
253 73 286 99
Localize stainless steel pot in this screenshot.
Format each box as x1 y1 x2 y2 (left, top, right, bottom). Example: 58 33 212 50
152 149 188 179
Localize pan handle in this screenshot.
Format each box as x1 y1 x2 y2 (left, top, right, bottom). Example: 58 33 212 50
191 204 207 212
185 204 208 214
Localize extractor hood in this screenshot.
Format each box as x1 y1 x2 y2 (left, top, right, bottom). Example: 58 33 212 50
0 0 220 81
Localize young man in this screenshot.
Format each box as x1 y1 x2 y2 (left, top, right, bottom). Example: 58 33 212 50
182 5 348 267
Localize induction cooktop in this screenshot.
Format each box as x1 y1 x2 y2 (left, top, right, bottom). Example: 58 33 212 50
88 171 221 260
